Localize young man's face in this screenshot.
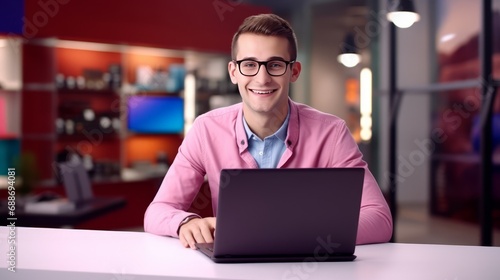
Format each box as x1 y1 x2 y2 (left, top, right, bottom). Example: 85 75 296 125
228 33 301 118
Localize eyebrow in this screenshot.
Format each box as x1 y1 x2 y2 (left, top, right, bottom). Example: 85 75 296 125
238 56 289 61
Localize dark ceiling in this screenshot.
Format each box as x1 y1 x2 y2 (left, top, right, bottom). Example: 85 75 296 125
242 0 370 29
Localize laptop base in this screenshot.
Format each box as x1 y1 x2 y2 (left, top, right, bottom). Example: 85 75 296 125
195 243 357 263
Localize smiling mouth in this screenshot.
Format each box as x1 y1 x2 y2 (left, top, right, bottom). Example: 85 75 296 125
250 89 276 95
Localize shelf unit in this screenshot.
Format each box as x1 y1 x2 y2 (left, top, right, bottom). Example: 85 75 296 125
53 46 123 178
0 36 22 179
20 36 239 181
12 39 192 182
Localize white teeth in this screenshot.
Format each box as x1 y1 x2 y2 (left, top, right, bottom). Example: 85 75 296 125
252 90 274 94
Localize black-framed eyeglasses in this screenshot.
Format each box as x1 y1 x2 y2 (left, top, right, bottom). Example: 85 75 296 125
233 59 295 77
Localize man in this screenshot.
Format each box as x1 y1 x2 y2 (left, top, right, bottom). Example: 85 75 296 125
144 13 392 249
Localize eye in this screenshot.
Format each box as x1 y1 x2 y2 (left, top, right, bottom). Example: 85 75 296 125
241 61 257 68
268 61 285 69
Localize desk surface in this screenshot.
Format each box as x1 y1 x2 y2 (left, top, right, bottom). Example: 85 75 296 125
1 227 499 280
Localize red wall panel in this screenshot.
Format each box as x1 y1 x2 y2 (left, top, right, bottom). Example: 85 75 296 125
23 0 271 53
23 43 55 84
22 90 55 134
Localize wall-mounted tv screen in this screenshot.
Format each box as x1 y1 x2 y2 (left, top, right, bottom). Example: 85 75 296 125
127 96 184 134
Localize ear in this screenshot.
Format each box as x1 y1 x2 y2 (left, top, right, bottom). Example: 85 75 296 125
290 61 301 82
228 61 238 84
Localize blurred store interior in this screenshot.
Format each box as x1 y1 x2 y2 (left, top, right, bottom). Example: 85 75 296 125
0 0 499 245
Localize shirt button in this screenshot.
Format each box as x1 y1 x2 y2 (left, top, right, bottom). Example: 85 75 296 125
259 151 263 156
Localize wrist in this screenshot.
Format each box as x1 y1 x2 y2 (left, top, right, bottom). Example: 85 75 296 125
177 215 199 234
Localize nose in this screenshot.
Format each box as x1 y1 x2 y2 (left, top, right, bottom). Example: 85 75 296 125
254 64 272 84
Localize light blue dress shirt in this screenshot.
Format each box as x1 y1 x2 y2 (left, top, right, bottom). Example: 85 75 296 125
243 110 289 168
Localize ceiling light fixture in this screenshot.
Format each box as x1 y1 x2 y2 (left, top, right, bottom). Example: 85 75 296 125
387 0 420 28
338 33 361 68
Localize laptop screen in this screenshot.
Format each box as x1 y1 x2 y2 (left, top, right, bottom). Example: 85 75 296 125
210 168 364 260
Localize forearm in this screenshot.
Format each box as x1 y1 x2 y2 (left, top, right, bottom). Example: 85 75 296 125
355 167 393 244
144 202 200 237
143 148 206 237
356 205 393 244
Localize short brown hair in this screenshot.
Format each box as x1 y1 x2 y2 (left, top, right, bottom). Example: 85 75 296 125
231 14 298 61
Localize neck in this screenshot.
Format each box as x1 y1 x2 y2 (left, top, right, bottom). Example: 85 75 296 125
244 107 288 139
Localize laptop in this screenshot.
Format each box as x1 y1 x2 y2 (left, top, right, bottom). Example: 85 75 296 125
195 168 365 263
58 162 94 204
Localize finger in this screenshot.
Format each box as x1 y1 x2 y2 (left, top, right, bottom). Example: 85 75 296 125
207 217 217 229
180 230 197 249
192 228 208 247
179 232 188 247
200 225 214 244
189 237 199 249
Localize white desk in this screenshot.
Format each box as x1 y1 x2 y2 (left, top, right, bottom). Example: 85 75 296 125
1 226 499 280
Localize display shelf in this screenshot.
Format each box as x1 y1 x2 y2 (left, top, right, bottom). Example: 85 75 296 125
131 89 181 96
19 40 193 180
52 47 123 169
56 90 120 126
119 50 187 170
20 35 237 181
56 133 120 141
55 47 122 83
57 88 119 95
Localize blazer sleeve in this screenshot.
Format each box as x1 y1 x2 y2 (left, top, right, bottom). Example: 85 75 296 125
143 118 207 237
331 121 393 244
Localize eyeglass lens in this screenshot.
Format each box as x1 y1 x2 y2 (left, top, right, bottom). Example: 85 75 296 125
238 60 289 76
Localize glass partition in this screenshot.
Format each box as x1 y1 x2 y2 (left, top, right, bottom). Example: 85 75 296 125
430 86 500 226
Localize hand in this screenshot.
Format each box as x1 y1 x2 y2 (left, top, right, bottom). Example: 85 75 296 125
179 217 216 249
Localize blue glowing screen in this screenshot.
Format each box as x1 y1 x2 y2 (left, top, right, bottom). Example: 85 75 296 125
127 96 184 134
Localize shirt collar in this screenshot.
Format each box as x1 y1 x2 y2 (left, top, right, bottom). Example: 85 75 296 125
242 106 290 142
